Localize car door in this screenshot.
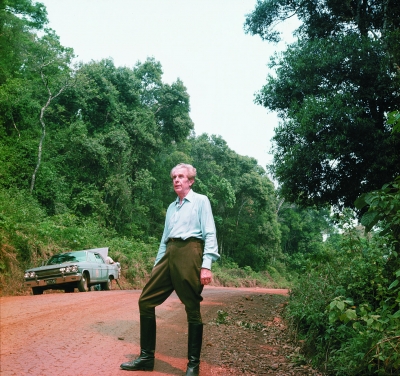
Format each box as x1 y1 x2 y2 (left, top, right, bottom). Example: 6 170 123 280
87 252 100 283
94 252 107 280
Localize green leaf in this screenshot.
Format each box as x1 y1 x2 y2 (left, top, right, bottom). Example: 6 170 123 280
345 309 357 321
329 311 338 323
388 279 399 290
329 301 337 309
360 211 380 232
391 310 400 319
354 195 367 209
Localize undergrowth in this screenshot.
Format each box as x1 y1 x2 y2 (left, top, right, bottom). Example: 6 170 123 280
212 258 292 288
286 205 400 375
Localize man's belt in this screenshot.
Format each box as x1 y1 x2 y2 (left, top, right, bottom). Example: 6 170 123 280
168 237 203 243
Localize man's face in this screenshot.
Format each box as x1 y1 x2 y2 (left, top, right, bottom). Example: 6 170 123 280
172 167 193 198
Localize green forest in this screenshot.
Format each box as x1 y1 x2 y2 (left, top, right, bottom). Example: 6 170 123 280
1 0 399 374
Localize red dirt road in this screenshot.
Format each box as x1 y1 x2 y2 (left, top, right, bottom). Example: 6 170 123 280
0 286 288 376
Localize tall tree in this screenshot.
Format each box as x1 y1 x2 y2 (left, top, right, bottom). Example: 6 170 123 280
28 30 75 192
277 202 331 257
0 0 48 84
133 58 194 144
46 59 162 232
245 0 400 209
0 0 70 195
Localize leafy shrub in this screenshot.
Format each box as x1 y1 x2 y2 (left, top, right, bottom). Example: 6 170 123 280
286 197 400 375
107 236 158 288
212 256 291 288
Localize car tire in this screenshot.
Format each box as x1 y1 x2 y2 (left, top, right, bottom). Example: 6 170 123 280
32 287 43 295
78 272 89 292
101 278 111 291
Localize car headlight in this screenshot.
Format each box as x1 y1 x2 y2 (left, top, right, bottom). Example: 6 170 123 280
60 265 78 273
24 271 36 279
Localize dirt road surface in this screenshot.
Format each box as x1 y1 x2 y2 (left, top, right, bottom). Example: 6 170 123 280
1 286 319 376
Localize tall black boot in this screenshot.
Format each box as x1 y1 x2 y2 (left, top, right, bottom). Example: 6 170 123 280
185 323 203 376
120 316 156 371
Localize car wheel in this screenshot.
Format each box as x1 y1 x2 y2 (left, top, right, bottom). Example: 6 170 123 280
32 287 43 295
101 278 111 291
78 273 89 292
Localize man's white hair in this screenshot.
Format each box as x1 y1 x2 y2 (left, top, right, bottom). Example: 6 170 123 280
170 163 197 180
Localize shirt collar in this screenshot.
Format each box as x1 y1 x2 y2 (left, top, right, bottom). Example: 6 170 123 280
175 189 194 205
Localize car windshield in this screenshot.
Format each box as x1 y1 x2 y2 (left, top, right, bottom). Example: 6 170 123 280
46 251 87 265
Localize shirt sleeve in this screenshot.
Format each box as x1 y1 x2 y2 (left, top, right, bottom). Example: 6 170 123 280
200 196 220 269
154 208 170 266
154 241 166 266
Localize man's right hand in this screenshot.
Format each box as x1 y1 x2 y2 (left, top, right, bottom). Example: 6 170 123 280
200 268 212 285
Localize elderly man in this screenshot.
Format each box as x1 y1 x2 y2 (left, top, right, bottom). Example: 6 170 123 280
120 163 219 375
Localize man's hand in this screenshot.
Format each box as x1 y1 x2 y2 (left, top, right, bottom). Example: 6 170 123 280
200 268 213 285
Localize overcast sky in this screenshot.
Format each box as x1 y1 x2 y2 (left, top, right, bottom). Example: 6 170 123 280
41 0 297 170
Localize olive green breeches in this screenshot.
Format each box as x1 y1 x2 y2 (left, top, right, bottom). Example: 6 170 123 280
138 239 204 324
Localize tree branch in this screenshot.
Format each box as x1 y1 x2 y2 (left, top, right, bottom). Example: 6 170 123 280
30 68 71 193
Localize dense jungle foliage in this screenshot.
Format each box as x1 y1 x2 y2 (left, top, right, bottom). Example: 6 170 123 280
245 0 400 374
1 1 399 375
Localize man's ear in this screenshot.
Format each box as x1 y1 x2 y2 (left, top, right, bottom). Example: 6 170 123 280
189 178 194 187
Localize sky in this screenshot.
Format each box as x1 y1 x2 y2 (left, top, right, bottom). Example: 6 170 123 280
40 0 298 171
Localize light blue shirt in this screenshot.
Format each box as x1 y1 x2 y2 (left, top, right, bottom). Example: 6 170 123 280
154 189 220 269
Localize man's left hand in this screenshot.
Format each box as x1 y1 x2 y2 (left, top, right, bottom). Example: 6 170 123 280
200 268 213 285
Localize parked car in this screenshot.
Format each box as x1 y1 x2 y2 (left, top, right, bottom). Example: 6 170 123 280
24 247 120 295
